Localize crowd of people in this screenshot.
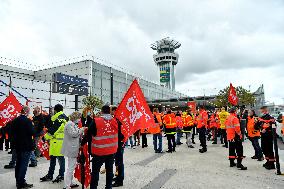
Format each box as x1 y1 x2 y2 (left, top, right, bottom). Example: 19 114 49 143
0 103 282 189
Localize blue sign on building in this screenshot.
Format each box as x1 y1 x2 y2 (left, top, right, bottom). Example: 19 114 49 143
53 73 88 87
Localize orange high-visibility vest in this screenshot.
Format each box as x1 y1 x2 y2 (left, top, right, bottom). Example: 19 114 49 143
197 110 208 129
163 114 176 129
91 117 118 156
182 114 194 127
247 116 260 138
225 114 241 141
148 112 162 134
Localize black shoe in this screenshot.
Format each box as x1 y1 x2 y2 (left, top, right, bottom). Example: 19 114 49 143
230 159 236 167
17 182 33 189
188 145 195 148
251 156 258 159
4 164 15 169
265 163 275 170
52 175 64 183
8 151 12 154
237 164 247 170
257 157 264 161
70 184 79 188
212 142 217 144
29 163 37 167
40 175 53 182
222 145 228 148
263 162 269 167
166 150 172 153
199 148 207 153
230 162 237 167
192 141 196 144
112 182 123 187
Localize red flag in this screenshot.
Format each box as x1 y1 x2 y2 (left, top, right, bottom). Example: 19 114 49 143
115 79 155 142
74 144 91 188
228 83 238 106
37 139 50 160
0 92 22 127
187 101 197 113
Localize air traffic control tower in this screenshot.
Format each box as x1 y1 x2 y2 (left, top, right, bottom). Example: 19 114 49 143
151 37 181 90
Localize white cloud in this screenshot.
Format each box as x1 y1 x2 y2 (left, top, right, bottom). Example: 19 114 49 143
0 0 283 104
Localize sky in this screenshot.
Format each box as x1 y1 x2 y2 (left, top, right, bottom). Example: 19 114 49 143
0 0 284 104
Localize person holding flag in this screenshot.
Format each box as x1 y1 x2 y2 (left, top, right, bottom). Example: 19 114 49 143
111 106 125 187
82 105 118 189
226 107 247 170
151 108 163 153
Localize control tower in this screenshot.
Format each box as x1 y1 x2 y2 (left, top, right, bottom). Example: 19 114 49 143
151 37 181 90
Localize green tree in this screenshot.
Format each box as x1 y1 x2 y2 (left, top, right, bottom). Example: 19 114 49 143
215 86 255 107
82 95 103 112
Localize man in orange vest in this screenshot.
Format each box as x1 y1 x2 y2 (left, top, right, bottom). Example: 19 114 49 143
257 106 276 170
82 105 119 188
247 109 263 161
182 109 194 148
197 106 208 153
226 107 247 170
152 108 163 153
163 109 177 153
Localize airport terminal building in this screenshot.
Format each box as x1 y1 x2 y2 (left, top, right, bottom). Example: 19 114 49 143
0 58 185 115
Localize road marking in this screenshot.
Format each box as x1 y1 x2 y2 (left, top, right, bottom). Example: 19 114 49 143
141 169 177 189
136 153 165 166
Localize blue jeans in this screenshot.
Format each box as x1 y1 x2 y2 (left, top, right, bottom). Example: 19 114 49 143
176 130 183 144
153 133 162 152
115 148 124 183
91 154 115 189
30 151 37 164
126 136 134 147
15 151 32 186
10 149 36 165
48 156 65 177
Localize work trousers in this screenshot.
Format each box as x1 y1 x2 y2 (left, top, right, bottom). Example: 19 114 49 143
90 154 115 189
228 136 243 160
198 127 207 149
261 132 275 162
166 134 176 152
64 157 77 189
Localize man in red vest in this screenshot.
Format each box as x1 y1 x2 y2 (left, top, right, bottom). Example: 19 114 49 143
82 105 118 189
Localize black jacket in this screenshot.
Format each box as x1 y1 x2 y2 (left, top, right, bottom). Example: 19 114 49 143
33 114 45 137
11 115 36 152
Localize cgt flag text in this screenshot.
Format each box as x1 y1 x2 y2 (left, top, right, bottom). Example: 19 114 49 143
115 79 155 142
228 83 238 106
0 92 22 127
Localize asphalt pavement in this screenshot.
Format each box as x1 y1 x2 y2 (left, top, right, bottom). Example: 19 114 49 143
0 136 284 189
